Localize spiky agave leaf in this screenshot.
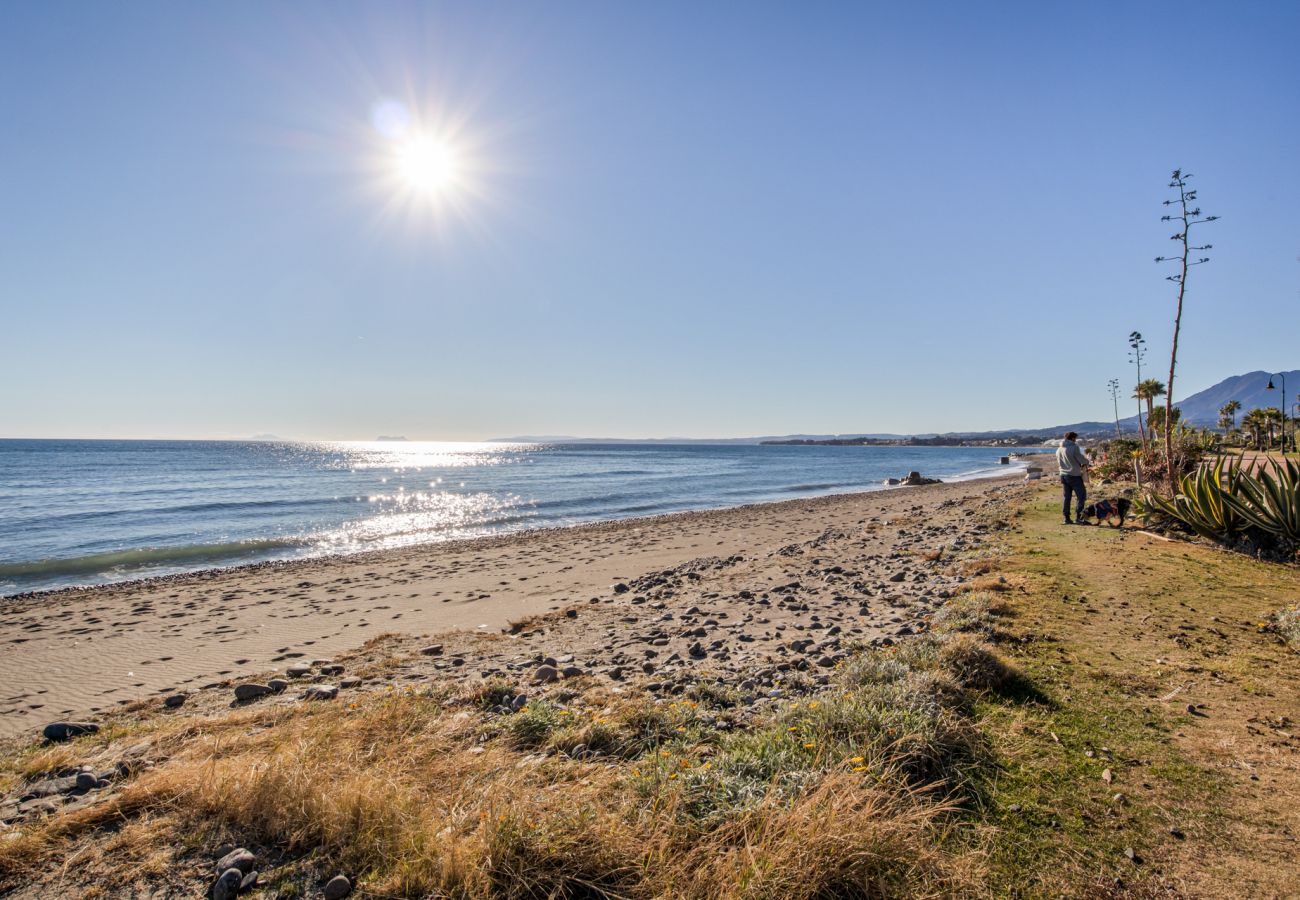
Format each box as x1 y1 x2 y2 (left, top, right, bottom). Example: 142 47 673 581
1223 459 1300 542
1141 458 1246 541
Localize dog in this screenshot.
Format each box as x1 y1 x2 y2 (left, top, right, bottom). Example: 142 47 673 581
1079 497 1130 528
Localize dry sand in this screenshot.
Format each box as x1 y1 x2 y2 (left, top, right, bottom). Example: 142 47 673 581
0 474 1029 741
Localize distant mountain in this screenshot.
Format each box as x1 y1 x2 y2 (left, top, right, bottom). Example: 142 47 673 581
1153 370 1300 426
490 370 1299 446
1054 369 1300 435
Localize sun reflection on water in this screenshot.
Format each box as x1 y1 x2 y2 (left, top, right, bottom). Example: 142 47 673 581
296 442 544 555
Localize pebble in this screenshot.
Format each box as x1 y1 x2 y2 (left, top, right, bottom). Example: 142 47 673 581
215 848 256 874
234 684 272 702
163 693 187 709
420 645 444 656
286 664 313 678
534 665 559 683
212 868 243 900
304 685 339 701
74 772 98 792
323 874 353 899
268 678 290 692
42 722 99 742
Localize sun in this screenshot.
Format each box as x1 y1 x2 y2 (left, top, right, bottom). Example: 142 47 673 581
394 135 459 195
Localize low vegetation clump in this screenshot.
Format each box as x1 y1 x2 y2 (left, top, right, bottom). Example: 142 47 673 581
1275 605 1300 652
1092 428 1213 485
0 595 1022 898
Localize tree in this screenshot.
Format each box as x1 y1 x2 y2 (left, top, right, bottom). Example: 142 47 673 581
1129 332 1148 448
1134 379 1166 438
1242 408 1269 450
1147 405 1181 437
1220 399 1241 431
1155 170 1218 488
1261 407 1284 449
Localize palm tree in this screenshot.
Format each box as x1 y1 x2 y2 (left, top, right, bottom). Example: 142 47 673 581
1262 407 1283 449
1134 379 1166 448
1220 399 1241 431
1242 408 1269 450
1148 405 1181 438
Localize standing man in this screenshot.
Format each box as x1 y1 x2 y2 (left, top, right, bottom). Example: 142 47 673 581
1056 431 1089 525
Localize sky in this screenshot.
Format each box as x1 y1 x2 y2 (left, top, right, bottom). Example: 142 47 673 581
2 1 1297 440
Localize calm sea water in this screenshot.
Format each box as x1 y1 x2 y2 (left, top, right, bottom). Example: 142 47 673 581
0 440 1042 596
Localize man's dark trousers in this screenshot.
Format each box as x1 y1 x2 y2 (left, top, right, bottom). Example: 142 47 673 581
1061 474 1086 522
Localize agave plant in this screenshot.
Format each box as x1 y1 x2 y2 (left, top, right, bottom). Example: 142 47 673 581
1141 457 1246 541
1223 458 1300 544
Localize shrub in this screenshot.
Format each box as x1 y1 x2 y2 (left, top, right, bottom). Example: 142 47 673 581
1142 457 1299 559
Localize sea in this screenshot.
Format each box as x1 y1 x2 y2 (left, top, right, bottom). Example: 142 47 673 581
0 440 1046 596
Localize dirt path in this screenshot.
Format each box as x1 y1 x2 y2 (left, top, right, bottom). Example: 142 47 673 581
1004 491 1300 897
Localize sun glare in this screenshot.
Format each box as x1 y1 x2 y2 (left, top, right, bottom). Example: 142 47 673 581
395 135 459 195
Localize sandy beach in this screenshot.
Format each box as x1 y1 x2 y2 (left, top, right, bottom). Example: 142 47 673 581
0 474 1025 741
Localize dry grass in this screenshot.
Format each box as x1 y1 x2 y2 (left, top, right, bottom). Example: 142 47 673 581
957 558 997 577
0 602 1015 898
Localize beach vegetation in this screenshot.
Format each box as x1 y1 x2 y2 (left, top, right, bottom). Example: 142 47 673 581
1139 457 1300 559
1275 604 1300 651
1154 169 1218 490
1129 332 1149 449
1139 457 1246 541
1133 378 1166 442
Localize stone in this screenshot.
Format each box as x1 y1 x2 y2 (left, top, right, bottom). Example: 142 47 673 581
304 685 339 701
613 583 630 594
74 772 98 791
240 870 259 891
215 847 256 874
323 874 353 899
163 693 187 709
42 722 98 742
234 684 272 702
268 678 290 692
561 665 584 678
22 776 78 799
17 797 60 817
887 572 907 583
420 645 444 656
340 676 363 688
286 663 313 678
212 869 243 900
321 664 345 676
533 665 559 683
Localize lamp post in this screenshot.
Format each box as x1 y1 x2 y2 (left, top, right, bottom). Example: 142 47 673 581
1266 373 1288 454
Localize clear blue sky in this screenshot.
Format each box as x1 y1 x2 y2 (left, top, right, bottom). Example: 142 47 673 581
2 1 1297 440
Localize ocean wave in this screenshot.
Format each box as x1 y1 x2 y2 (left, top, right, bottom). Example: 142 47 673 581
0 538 306 579
777 481 853 492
